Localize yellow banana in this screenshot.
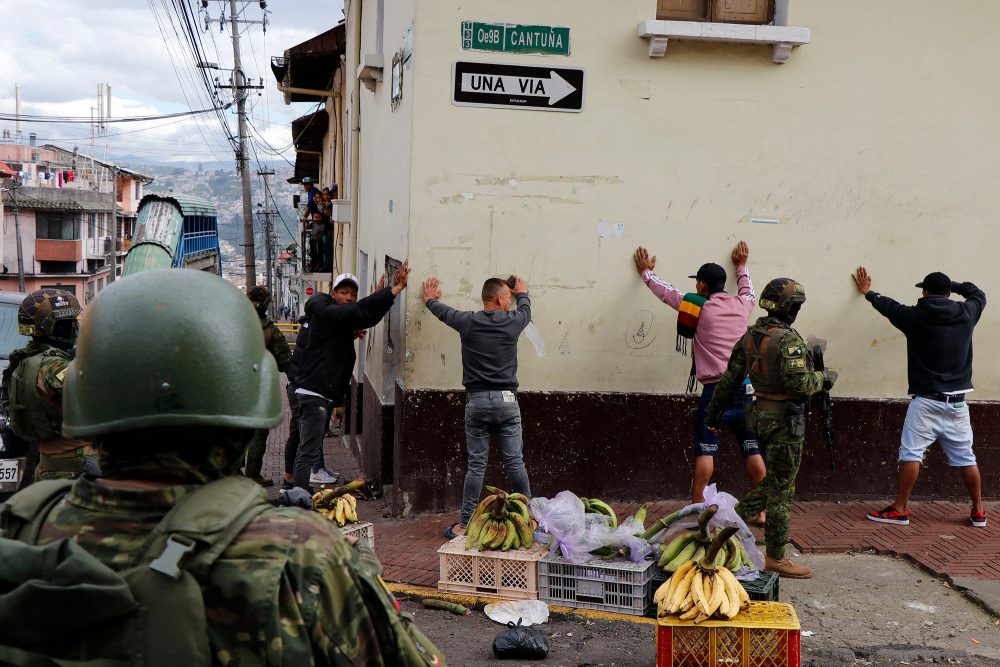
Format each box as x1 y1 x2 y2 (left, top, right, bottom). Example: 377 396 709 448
693 570 710 616
704 572 725 617
335 499 347 526
718 566 750 607
667 566 697 614
678 605 700 621
653 579 673 606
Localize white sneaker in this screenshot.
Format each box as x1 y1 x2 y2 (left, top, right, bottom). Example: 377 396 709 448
309 468 339 485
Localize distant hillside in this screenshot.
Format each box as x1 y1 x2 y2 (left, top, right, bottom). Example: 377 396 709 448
123 161 303 259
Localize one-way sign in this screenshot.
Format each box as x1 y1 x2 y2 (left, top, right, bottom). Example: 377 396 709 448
452 61 584 112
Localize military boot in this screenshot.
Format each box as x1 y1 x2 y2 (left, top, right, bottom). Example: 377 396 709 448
765 556 812 579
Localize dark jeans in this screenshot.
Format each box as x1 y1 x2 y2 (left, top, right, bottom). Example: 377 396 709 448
294 393 331 490
284 383 301 475
460 390 531 527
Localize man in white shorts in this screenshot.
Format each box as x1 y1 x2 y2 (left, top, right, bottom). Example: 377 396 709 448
853 268 986 527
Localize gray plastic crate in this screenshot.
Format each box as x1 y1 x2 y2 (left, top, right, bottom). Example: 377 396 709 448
538 554 655 616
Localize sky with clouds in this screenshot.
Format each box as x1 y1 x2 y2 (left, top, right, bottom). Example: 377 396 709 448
0 0 344 165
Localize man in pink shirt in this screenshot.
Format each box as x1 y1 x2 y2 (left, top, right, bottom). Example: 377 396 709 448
634 241 763 519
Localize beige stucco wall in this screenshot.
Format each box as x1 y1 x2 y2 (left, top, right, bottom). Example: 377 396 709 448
393 0 1000 400
347 0 416 402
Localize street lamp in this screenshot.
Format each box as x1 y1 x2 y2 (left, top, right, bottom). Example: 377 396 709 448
0 171 26 292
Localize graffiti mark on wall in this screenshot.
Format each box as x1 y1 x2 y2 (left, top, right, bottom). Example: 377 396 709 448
626 310 656 349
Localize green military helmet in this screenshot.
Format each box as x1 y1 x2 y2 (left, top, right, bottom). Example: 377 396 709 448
759 277 806 320
247 285 272 316
62 269 283 438
18 288 81 345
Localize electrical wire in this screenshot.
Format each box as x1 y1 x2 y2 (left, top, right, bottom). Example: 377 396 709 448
0 104 232 124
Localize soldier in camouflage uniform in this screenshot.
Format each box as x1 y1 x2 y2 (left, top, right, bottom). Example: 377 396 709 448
243 286 293 487
705 278 837 579
0 269 444 665
3 289 98 481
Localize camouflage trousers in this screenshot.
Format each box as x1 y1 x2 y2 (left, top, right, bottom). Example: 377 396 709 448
36 446 101 481
736 401 804 560
243 429 269 479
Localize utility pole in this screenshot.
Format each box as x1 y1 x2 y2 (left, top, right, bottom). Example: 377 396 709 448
200 1 266 289
257 168 275 318
230 0 256 288
10 178 25 292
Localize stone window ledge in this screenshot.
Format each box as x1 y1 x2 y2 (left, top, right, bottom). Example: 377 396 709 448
638 20 810 63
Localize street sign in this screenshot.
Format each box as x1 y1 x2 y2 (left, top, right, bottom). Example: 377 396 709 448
305 286 314 296
452 61 584 113
461 21 570 57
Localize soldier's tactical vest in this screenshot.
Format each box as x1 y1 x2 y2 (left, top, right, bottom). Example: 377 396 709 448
743 322 792 395
8 346 68 442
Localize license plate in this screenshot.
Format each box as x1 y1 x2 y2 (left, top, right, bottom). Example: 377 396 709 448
0 458 24 492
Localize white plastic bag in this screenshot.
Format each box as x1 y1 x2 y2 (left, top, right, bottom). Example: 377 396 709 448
484 600 549 626
652 484 765 579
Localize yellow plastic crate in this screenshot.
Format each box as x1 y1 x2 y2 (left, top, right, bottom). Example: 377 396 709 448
656 601 800 667
437 536 546 601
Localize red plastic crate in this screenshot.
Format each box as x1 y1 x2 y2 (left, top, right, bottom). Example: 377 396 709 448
656 601 800 667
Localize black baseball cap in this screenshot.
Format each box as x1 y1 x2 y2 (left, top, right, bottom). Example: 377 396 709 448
915 272 952 291
689 263 727 286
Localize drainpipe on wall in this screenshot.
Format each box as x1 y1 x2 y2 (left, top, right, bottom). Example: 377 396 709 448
348 0 363 275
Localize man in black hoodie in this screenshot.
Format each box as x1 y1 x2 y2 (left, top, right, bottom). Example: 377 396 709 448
288 263 409 495
853 267 987 528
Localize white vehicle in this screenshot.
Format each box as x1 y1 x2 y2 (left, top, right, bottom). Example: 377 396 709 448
0 290 33 497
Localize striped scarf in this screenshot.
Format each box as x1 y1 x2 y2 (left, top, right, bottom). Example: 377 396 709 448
677 293 707 392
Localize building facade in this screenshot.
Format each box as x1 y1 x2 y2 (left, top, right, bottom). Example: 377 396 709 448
280 0 1000 512
0 142 151 302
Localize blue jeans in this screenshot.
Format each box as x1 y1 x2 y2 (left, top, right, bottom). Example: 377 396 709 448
693 381 759 458
294 394 331 490
460 391 531 527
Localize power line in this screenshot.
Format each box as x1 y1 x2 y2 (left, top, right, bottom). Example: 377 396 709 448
0 104 232 124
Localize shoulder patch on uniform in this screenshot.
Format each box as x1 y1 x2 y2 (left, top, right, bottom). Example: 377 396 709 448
785 345 803 357
787 357 806 369
55 368 67 383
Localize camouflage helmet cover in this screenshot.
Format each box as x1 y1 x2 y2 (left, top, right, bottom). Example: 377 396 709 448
247 285 271 313
759 277 806 316
17 289 81 338
62 269 282 438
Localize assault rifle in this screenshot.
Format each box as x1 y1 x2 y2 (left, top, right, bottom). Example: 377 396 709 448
812 345 835 471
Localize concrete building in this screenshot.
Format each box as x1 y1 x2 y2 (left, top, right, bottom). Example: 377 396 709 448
277 0 1000 513
0 142 151 302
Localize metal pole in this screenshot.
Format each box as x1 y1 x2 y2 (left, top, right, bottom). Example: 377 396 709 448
230 0 256 287
11 180 25 292
261 171 274 316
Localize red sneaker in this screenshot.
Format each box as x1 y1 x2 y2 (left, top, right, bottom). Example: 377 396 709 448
867 505 910 525
971 510 987 528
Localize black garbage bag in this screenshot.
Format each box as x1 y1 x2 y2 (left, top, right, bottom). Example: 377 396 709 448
492 619 550 659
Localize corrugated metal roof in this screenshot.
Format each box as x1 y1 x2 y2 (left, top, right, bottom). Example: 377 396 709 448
0 195 82 211
139 193 216 217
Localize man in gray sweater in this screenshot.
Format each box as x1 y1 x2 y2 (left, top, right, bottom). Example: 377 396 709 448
423 275 533 540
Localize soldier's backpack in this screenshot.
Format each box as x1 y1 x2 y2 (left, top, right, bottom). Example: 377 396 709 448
0 476 271 666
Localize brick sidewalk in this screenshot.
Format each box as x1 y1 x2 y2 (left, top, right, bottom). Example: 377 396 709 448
257 397 998 587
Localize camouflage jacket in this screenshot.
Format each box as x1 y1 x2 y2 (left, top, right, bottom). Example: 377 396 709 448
262 318 292 374
706 316 824 421
35 478 445 666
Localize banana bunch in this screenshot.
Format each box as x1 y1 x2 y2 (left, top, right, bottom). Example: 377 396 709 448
657 528 752 573
580 497 618 528
464 486 537 551
654 527 750 623
311 479 367 507
316 493 359 526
